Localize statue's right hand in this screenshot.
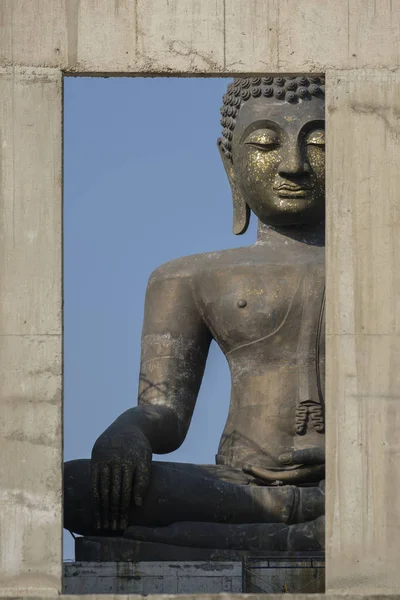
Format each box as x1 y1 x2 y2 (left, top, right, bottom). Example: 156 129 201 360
279 446 325 467
91 427 152 532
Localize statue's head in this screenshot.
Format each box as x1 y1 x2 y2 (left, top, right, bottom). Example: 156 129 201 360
218 76 325 234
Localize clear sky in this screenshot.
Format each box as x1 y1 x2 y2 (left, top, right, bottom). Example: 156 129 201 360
63 76 258 559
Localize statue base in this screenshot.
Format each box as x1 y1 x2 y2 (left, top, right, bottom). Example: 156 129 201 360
65 553 324 594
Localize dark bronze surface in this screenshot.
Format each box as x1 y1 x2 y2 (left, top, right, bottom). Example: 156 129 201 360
75 536 325 562
64 76 326 552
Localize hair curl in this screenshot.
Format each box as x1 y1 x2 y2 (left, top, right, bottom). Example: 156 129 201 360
219 76 325 159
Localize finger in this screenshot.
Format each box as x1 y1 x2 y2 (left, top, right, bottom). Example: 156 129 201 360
100 464 111 530
91 463 101 530
243 464 325 484
110 466 122 531
133 460 151 508
279 447 325 466
119 463 133 531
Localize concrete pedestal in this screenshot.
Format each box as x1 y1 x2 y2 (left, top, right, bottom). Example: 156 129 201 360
63 558 325 594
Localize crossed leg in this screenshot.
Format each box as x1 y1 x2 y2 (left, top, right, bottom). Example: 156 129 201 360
64 459 324 547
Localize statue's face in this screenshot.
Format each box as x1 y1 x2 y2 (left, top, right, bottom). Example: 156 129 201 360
231 95 325 226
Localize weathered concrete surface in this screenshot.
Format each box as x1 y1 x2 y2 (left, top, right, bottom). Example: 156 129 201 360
0 67 62 595
2 1 400 73
63 562 243 594
63 560 324 594
326 68 400 593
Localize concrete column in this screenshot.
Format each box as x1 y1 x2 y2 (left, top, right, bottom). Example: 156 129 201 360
326 68 400 592
0 67 62 595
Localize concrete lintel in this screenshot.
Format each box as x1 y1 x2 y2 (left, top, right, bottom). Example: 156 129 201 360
2 1 400 74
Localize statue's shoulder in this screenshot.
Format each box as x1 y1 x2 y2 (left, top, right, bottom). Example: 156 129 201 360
149 246 270 284
148 250 227 284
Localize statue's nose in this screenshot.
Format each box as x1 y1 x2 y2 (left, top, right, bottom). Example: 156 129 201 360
278 146 310 176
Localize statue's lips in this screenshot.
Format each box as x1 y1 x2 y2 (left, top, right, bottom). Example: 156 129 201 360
274 184 311 198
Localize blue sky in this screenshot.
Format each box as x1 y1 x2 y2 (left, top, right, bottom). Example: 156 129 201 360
63 76 258 559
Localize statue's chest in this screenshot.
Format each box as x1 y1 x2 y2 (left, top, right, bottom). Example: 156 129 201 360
193 263 325 353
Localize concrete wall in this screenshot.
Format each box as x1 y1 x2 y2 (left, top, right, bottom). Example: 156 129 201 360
326 69 400 593
0 66 63 596
2 0 400 597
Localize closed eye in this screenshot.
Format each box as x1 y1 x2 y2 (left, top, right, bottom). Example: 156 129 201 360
244 128 280 149
245 141 279 150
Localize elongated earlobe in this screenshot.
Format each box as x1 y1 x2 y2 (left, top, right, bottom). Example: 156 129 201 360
217 139 250 235
232 188 250 235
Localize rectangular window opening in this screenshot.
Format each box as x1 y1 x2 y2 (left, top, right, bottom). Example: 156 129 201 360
63 74 326 595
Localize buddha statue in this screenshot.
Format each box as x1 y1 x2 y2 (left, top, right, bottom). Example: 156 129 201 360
65 75 326 553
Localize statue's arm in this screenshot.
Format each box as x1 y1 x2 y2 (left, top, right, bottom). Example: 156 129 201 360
106 265 212 453
137 266 212 451
91 265 212 530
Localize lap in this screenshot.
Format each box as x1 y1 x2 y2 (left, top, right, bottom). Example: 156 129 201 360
150 461 252 485
64 458 251 488
64 459 251 534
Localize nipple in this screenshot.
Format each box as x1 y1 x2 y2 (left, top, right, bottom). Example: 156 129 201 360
237 299 247 308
